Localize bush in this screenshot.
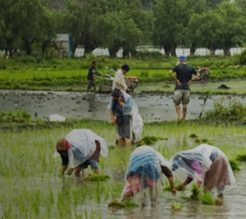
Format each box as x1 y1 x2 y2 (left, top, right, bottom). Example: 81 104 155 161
239 49 246 65
203 101 246 123
135 51 163 59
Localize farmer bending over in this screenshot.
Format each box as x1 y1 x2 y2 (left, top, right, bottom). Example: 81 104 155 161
121 146 176 206
56 129 108 177
171 144 236 205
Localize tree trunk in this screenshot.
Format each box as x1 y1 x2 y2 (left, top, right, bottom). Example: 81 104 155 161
170 45 176 56
109 46 120 58
84 43 97 55
122 48 130 58
163 44 172 56
210 49 215 56
190 43 196 56
224 49 231 56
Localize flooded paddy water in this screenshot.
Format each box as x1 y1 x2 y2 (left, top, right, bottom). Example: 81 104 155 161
0 90 245 122
0 90 246 218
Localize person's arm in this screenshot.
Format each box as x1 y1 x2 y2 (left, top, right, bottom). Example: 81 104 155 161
88 159 100 174
170 69 181 86
176 176 193 191
190 69 200 83
161 165 176 195
59 152 69 176
61 165 68 175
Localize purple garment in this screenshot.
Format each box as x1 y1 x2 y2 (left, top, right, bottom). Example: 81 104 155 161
191 160 203 176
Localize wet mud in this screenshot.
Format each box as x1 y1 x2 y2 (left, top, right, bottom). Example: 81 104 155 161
0 90 245 122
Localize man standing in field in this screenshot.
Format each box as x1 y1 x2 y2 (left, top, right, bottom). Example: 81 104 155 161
170 56 199 120
87 60 98 92
112 64 130 92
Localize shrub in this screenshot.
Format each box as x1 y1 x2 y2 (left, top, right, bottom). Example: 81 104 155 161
239 49 246 65
203 101 246 123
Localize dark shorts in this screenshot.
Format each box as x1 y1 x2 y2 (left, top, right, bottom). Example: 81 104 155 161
116 115 132 139
87 79 95 89
173 89 190 105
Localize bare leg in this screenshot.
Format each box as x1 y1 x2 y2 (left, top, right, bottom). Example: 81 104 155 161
182 104 187 120
141 191 147 208
149 185 157 207
215 186 224 205
125 138 132 147
74 166 82 177
117 138 125 146
175 105 182 120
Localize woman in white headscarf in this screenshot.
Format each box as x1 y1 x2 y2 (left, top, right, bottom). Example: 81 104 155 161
171 144 235 204
56 129 108 177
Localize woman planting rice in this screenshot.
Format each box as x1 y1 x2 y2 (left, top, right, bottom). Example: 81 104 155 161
171 144 236 204
121 145 176 206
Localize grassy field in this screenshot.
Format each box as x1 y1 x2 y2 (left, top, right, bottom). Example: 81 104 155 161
0 120 245 218
0 56 245 93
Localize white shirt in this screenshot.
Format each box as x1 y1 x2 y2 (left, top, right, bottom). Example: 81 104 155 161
112 69 128 91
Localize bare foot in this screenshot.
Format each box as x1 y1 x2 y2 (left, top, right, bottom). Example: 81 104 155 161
215 195 223 205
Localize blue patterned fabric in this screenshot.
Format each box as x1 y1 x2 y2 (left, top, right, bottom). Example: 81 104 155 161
126 148 161 181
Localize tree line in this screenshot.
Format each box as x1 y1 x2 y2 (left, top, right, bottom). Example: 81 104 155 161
0 0 245 58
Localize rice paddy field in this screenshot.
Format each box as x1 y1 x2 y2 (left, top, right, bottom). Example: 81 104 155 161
1 120 246 218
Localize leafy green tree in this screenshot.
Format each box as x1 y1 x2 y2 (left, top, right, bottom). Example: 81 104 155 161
96 0 148 57
0 0 22 56
206 0 225 8
153 0 205 56
188 11 224 55
216 2 246 55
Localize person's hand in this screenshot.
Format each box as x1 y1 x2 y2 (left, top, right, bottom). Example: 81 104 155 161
196 179 203 187
176 184 185 191
111 115 117 124
171 187 177 196
176 80 181 86
66 168 73 176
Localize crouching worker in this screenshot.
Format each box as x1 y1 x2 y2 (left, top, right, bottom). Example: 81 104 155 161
109 88 133 146
121 146 176 206
171 144 236 204
56 129 108 177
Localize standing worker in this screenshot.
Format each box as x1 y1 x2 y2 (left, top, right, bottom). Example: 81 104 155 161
170 56 200 120
112 64 130 92
87 60 98 92
109 88 133 146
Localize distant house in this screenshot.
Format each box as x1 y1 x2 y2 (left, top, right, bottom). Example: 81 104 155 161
55 34 73 57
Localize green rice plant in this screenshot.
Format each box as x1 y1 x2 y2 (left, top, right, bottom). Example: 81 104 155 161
0 120 246 218
171 201 183 210
108 199 138 208
229 160 241 172
190 184 202 201
84 173 110 182
236 154 246 162
189 133 198 138
201 192 214 205
139 136 164 145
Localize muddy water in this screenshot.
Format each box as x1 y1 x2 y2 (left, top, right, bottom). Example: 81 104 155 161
80 166 246 219
0 90 245 122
